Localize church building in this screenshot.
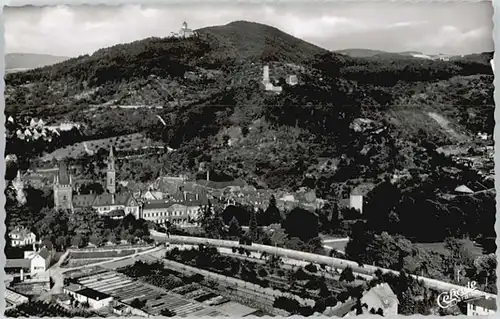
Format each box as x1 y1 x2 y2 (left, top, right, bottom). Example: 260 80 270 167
53 147 141 218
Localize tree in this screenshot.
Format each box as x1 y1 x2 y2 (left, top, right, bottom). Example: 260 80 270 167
339 267 355 282
71 235 85 248
261 195 282 226
282 207 319 242
228 216 242 237
249 209 259 241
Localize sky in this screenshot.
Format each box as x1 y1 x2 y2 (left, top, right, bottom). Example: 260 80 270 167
4 2 494 57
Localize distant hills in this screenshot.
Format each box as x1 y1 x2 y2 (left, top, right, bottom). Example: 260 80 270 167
5 53 70 73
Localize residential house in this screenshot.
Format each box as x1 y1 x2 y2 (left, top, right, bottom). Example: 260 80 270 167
24 247 51 274
72 192 141 218
9 227 37 247
286 75 298 86
464 297 497 316
63 283 113 309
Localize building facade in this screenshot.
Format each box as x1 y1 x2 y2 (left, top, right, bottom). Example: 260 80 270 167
53 162 73 210
465 297 497 316
64 284 113 309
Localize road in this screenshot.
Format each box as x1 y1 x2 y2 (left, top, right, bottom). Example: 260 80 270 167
150 232 497 300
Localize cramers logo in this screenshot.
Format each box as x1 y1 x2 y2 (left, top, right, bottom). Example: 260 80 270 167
437 281 479 309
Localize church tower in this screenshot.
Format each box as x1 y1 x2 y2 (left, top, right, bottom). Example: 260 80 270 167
107 146 116 194
53 162 73 210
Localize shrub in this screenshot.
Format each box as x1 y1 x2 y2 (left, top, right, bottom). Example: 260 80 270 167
305 263 318 273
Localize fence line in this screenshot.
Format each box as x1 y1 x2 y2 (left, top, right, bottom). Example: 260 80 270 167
161 258 316 307
159 234 497 300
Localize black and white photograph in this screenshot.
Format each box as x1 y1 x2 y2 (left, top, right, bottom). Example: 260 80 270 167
3 1 497 317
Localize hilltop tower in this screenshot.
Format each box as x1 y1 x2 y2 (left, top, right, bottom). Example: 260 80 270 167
107 146 116 194
263 65 270 85
53 162 73 210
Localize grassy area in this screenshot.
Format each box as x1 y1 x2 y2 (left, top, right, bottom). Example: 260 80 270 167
40 133 162 161
63 259 112 268
69 249 135 259
414 239 483 257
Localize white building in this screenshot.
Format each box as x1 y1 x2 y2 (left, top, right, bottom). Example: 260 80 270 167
177 21 196 38
64 284 113 309
286 75 298 86
465 297 497 316
24 247 51 274
9 227 36 247
262 65 282 93
349 194 363 214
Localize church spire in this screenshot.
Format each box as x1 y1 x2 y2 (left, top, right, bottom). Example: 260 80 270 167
107 146 116 194
108 146 115 171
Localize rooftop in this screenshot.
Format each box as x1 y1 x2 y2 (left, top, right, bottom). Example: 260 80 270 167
466 297 497 310
5 259 30 269
76 287 112 301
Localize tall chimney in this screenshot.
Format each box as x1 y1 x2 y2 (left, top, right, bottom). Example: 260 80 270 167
20 269 24 281
206 169 210 182
183 191 187 201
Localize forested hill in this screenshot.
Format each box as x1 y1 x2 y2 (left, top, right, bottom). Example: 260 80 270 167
196 21 328 63
5 21 494 195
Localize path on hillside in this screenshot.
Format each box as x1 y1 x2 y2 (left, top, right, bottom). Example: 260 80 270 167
427 112 468 142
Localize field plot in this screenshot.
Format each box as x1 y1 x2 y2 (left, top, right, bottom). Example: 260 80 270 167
74 271 227 316
64 259 111 268
41 133 163 161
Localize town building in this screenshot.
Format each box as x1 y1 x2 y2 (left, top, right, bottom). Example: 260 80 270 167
286 75 298 86
141 192 209 226
464 296 497 316
9 227 37 247
53 162 74 210
24 247 51 274
64 283 113 309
